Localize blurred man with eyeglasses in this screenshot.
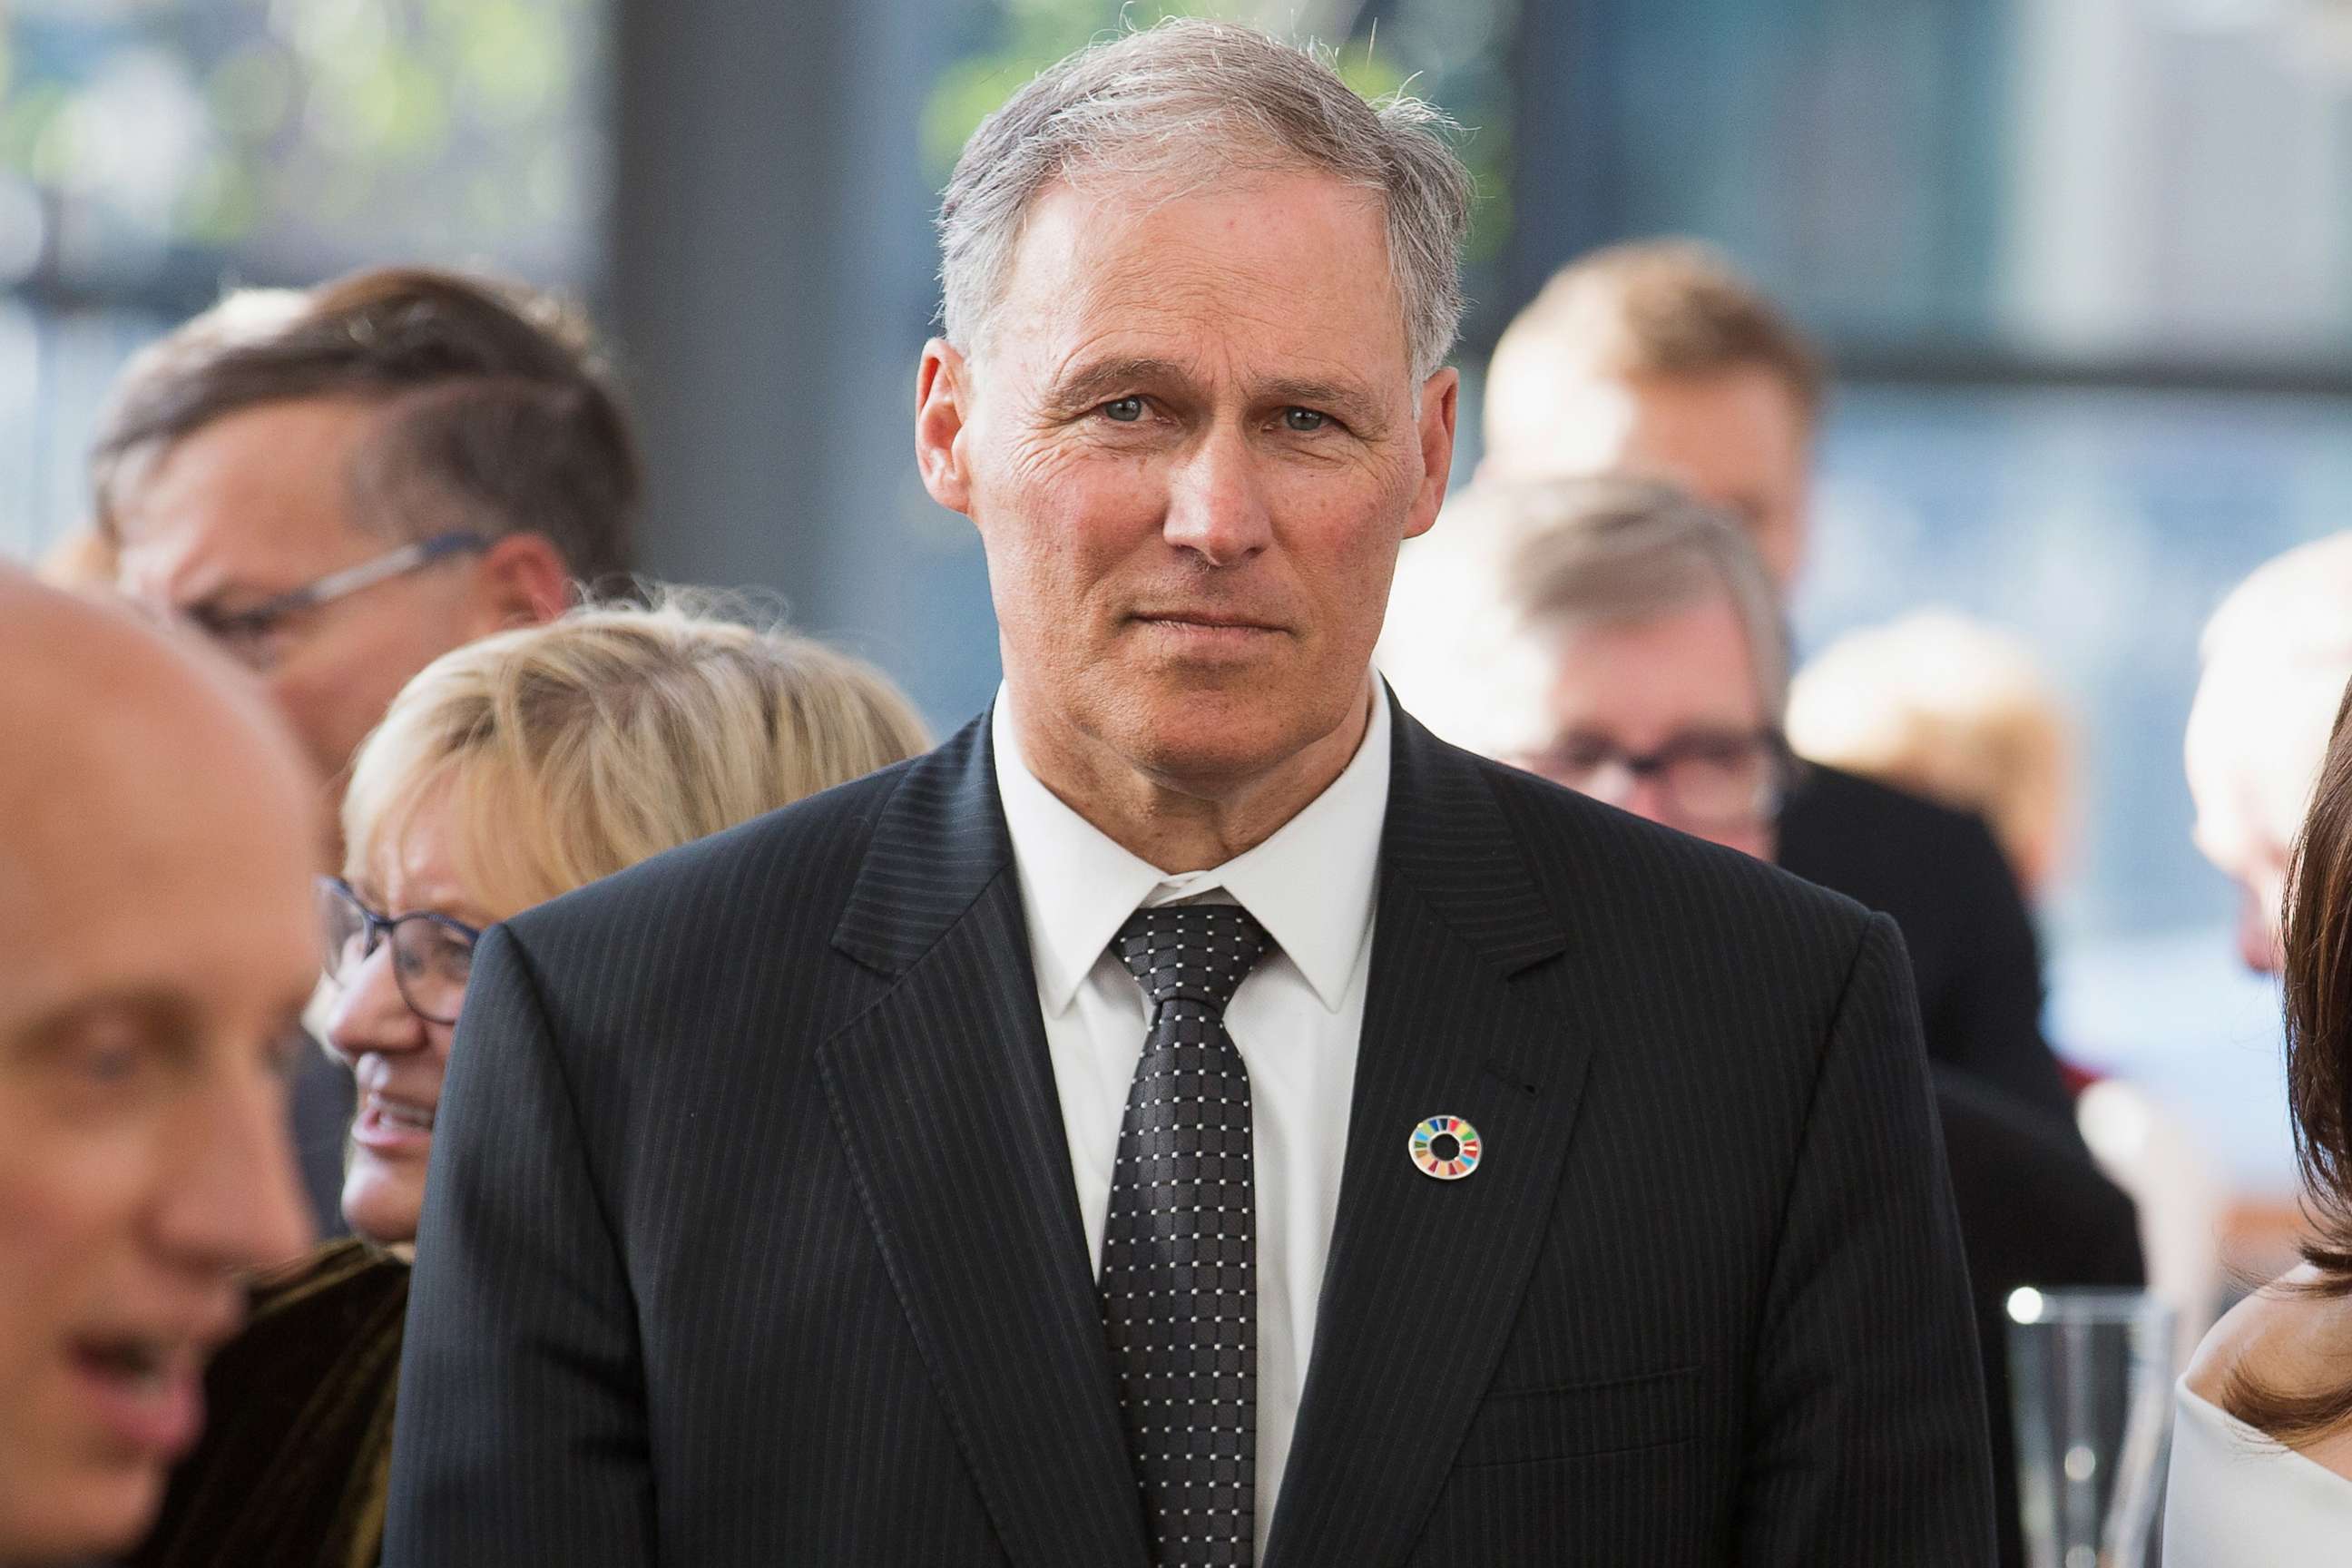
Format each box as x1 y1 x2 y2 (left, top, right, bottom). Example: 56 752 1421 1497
90 265 642 1238
1380 475 2142 1566
1387 470 2072 1123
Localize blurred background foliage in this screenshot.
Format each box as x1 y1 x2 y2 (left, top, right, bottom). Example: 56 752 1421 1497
0 0 600 300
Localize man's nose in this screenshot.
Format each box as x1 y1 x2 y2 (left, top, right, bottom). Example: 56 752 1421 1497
325 942 427 1066
1617 773 1674 828
1162 427 1272 565
1579 760 1665 824
155 1063 314 1272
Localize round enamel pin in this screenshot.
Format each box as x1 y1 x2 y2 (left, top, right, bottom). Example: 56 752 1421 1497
1409 1115 1482 1181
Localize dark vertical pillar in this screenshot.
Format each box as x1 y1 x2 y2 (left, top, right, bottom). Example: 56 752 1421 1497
604 0 1002 729
1490 0 1620 348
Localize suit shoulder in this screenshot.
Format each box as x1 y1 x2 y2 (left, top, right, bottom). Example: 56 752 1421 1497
1472 750 1880 950
1787 763 2004 868
503 755 918 949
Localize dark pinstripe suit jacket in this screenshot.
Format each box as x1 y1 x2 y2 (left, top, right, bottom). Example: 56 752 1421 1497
385 699 1994 1566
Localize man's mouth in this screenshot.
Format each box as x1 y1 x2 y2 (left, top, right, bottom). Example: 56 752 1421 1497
75 1336 175 1387
1131 611 1284 635
64 1328 220 1457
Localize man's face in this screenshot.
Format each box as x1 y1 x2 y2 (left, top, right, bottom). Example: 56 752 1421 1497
1520 590 1783 861
113 399 504 809
0 639 314 1560
920 171 1456 802
1485 365 1812 590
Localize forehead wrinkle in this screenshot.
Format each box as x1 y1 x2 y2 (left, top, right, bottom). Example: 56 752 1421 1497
1004 173 1409 372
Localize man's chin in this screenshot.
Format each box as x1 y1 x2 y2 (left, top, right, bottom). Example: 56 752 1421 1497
0 1449 166 1563
1115 701 1339 794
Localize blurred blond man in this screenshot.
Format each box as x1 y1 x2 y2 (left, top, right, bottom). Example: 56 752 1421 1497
0 566 312 1564
1482 239 1822 586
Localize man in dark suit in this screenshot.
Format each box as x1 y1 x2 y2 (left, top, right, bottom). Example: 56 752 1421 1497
387 22 1993 1565
1476 239 2075 1132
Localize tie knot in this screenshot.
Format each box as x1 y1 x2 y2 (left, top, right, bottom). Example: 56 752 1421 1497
1113 903 1271 1014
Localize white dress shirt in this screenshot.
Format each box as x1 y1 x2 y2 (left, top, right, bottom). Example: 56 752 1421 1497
992 684 1388 1562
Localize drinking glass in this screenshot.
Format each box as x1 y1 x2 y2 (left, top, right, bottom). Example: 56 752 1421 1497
2006 1287 2177 1568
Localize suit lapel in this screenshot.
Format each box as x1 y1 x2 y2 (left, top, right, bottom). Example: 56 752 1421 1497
817 717 1150 1568
1264 701 1590 1568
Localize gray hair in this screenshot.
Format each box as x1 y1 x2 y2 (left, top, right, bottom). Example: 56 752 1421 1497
1493 475 1791 719
1375 476 1789 761
936 18 1474 384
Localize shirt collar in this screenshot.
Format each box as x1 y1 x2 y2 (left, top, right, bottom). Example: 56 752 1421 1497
992 682 1389 1015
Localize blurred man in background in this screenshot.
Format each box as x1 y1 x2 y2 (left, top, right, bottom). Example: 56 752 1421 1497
0 566 313 1566
1381 476 2140 1567
1471 239 2073 1128
92 266 642 1237
1482 239 1819 586
2187 533 2352 975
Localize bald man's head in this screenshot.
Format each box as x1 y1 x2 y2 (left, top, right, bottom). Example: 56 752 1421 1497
0 567 315 1563
2188 534 2352 974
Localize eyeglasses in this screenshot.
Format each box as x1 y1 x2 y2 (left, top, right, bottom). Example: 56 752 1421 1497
185 531 489 671
1515 728 1795 830
316 877 482 1026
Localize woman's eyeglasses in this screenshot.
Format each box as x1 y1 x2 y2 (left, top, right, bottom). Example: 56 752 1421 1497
315 877 482 1025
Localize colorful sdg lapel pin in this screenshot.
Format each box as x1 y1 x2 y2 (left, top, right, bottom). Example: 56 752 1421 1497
1409 1114 1481 1181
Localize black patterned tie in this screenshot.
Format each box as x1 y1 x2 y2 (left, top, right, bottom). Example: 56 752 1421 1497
1101 903 1272 1568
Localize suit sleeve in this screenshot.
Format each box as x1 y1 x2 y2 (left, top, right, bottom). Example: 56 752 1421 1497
1736 912 1998 1566
382 922 657 1567
1924 813 2076 1132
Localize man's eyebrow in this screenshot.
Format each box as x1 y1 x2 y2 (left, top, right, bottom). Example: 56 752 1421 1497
9 987 190 1060
1041 356 1197 413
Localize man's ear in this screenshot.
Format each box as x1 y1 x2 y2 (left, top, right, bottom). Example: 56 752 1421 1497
916 338 975 517
1403 367 1460 542
469 532 572 632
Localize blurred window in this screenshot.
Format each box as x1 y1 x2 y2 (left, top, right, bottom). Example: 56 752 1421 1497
0 0 606 562
1504 0 2352 370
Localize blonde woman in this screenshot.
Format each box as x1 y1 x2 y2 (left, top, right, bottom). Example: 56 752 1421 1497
128 593 927 1568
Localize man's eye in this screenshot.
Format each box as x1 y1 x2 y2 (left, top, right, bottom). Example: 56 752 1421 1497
71 1038 146 1089
1101 397 1145 423
1282 407 1327 433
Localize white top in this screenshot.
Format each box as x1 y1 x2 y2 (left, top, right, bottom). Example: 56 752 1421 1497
2163 1379 2352 1563
992 683 1388 1563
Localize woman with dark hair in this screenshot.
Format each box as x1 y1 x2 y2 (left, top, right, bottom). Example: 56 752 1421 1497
2166 680 2352 1558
